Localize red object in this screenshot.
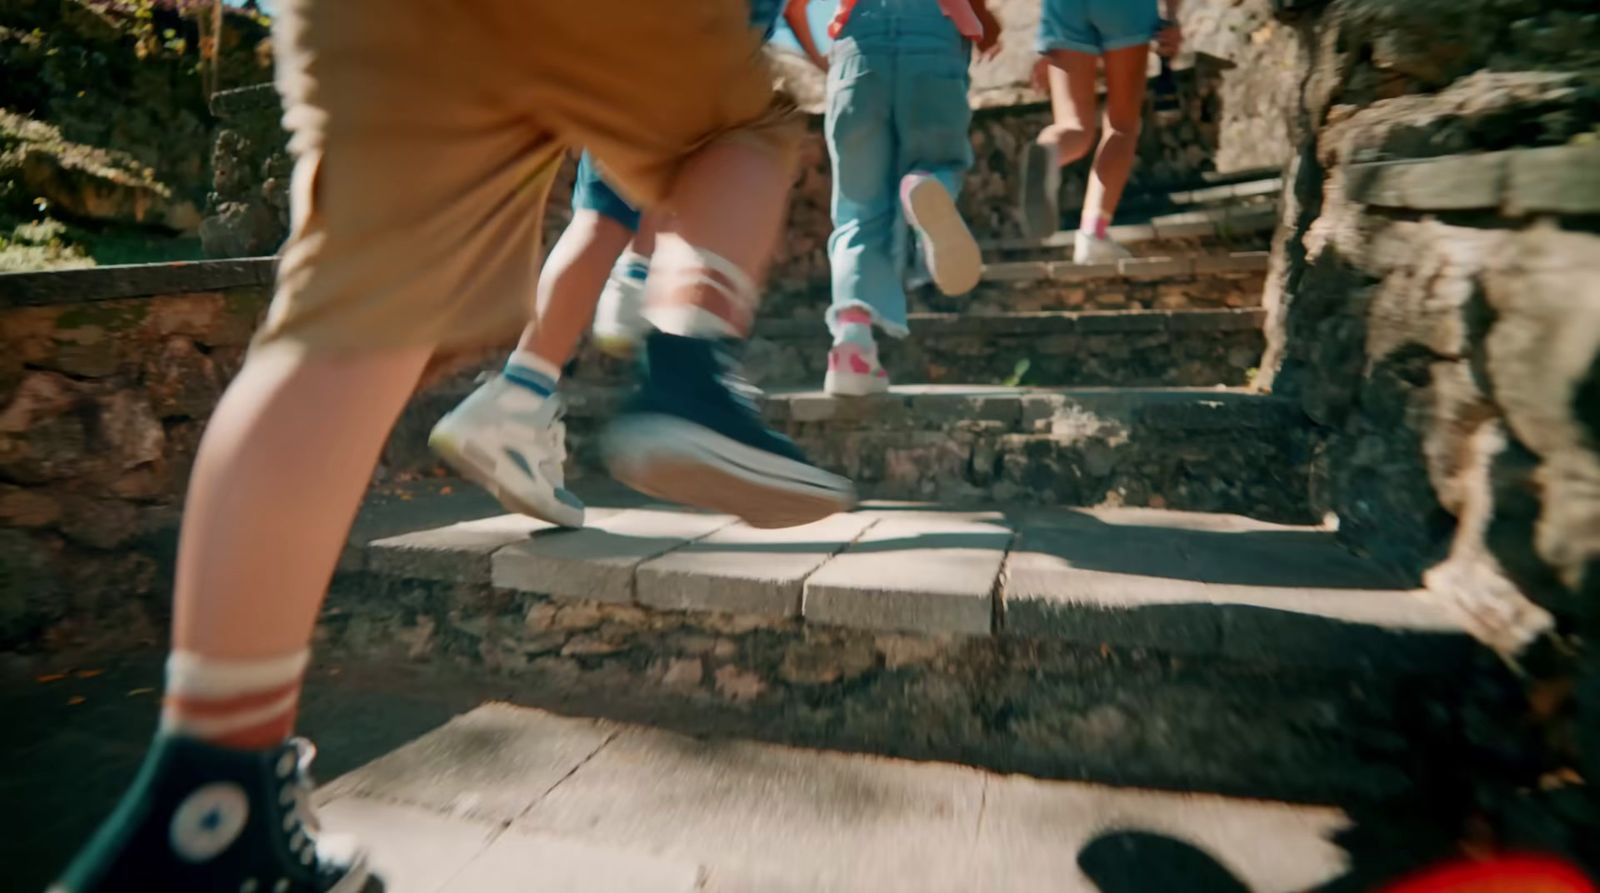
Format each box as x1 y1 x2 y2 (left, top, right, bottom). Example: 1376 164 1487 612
1379 855 1595 893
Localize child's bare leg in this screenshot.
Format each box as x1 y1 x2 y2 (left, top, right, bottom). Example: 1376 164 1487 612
518 209 635 365
605 138 854 528
1041 52 1099 165
172 344 432 664
647 138 791 329
1021 52 1098 238
1082 44 1150 229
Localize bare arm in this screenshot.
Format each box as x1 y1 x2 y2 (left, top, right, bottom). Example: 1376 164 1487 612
970 0 1002 57
785 0 828 71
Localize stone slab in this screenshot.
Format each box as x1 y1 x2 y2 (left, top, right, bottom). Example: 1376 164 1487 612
803 514 1012 635
1346 154 1506 210
980 260 1050 282
972 772 1349 892
518 723 989 893
318 702 616 824
635 513 880 617
1003 507 1470 668
1118 256 1195 279
0 258 276 308
317 796 498 893
1192 250 1271 274
1047 260 1122 282
493 509 736 603
369 514 586 585
441 829 702 893
1505 143 1600 216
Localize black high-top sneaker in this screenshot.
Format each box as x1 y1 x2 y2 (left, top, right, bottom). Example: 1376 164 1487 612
603 330 854 529
51 735 379 893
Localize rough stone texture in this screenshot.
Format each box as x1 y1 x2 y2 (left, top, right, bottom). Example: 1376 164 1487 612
557 308 1266 396
319 560 1473 804
492 509 737 605
725 388 1316 522
803 514 1013 636
635 513 878 617
1254 0 1600 869
0 280 268 647
194 54 1257 310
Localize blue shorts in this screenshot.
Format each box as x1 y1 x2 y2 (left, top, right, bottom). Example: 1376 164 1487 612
1037 0 1160 55
570 0 781 233
570 151 642 232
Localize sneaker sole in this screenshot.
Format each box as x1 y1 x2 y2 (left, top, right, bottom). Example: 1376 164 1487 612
602 414 854 529
824 368 891 397
904 177 982 296
1020 141 1061 240
429 425 586 528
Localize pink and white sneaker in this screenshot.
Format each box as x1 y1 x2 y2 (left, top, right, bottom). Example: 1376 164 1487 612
824 340 890 397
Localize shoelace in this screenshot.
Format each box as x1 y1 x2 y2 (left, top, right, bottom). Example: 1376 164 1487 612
276 738 323 868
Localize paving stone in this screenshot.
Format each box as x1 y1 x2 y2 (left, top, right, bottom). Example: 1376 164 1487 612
1345 154 1506 210
441 828 701 893
493 509 737 603
316 796 498 893
368 514 578 585
803 514 1012 635
1505 143 1600 216
971 772 1349 893
1047 260 1122 282
980 261 1050 282
1118 256 1195 279
636 513 880 616
317 702 616 823
1003 507 1469 668
518 723 989 893
1192 250 1271 273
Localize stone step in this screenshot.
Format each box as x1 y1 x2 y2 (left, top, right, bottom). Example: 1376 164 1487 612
325 483 1478 803
391 384 1309 521
980 204 1279 262
931 250 1271 315
568 308 1266 391
314 702 1352 892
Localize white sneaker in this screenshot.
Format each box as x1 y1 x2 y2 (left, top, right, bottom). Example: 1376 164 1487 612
824 339 891 397
901 172 982 296
1073 230 1133 264
428 375 586 527
591 260 649 357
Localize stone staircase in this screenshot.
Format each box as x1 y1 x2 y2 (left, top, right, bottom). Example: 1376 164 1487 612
348 174 1476 810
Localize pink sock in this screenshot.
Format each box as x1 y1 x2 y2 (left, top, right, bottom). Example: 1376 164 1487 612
1081 214 1111 239
838 307 873 327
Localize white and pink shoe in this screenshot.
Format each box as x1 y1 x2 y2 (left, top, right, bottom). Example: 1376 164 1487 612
901 172 982 296
824 340 890 397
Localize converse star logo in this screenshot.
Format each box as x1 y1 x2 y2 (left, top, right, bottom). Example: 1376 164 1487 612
170 782 250 862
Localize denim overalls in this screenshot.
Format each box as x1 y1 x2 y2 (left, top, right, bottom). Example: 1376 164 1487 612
825 0 973 338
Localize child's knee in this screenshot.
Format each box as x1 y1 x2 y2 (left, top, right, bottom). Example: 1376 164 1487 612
1044 123 1096 164
1102 113 1143 141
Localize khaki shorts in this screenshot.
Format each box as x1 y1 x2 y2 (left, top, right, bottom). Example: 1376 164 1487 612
258 0 799 353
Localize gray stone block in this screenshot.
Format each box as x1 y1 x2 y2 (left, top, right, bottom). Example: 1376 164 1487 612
368 514 591 585
636 514 879 617
1345 153 1505 210
1118 256 1196 279
493 509 737 603
1505 143 1600 216
1192 251 1272 274
803 514 1012 635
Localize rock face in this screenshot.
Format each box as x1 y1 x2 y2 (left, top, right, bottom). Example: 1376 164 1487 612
0 267 272 648
1255 0 1600 865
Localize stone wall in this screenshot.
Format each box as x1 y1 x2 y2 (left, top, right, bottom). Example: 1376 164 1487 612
0 262 272 650
200 57 1239 315
1255 0 1600 866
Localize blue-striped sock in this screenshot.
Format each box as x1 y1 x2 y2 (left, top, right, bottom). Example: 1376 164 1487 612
504 349 560 398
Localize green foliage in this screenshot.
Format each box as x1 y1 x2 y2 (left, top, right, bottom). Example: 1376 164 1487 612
1002 357 1032 387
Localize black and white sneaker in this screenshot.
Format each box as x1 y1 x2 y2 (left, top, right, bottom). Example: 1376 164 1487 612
51 735 378 893
603 331 855 528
